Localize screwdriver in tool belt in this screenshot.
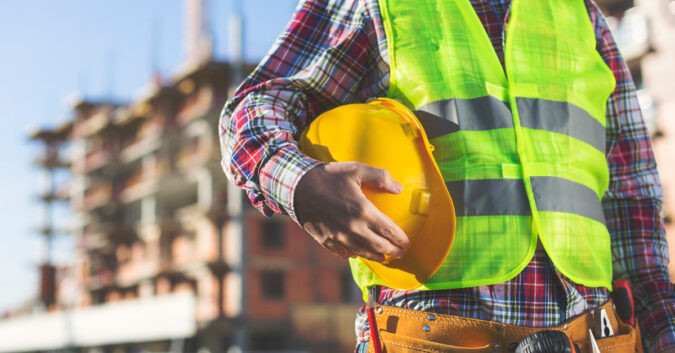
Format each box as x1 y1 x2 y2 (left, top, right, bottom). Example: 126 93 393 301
366 287 383 353
589 329 602 353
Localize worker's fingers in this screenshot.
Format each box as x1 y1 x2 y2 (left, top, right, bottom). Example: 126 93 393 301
323 239 355 258
306 221 378 261
362 201 410 250
353 164 402 194
336 232 386 263
295 161 409 263
353 221 406 259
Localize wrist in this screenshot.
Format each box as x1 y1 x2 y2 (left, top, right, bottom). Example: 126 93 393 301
259 144 323 223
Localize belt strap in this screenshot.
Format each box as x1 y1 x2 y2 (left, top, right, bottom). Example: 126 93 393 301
366 300 642 353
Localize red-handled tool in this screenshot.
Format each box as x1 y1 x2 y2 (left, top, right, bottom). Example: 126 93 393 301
612 279 635 327
367 287 383 353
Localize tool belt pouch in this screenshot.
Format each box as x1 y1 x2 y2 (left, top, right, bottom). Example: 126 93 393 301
595 321 640 353
367 302 642 353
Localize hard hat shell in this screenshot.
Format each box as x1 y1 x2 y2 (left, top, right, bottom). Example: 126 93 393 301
299 98 455 290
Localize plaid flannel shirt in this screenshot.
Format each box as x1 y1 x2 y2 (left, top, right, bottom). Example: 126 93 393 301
219 0 675 351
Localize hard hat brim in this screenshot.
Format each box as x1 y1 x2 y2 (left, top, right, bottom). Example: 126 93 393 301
359 98 455 290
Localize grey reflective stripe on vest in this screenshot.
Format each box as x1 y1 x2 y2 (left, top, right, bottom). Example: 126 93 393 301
445 179 530 216
531 176 606 224
415 97 605 151
516 98 606 152
415 96 512 138
446 177 606 223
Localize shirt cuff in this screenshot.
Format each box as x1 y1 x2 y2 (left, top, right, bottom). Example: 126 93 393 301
641 283 675 352
648 308 675 352
651 332 675 353
259 143 323 224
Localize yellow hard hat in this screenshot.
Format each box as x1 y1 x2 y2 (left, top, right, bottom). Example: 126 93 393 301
299 98 455 289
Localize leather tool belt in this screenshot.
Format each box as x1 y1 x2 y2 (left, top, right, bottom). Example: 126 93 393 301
366 300 643 353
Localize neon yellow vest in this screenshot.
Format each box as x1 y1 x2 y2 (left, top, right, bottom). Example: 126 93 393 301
350 0 617 293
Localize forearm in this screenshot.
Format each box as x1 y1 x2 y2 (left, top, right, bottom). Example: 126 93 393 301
603 117 674 351
589 2 675 348
603 86 675 353
220 90 322 219
219 0 386 221
604 196 675 352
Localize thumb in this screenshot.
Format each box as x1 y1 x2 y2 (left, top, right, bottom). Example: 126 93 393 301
355 164 403 194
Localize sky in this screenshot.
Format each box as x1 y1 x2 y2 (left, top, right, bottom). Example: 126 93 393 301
0 0 299 314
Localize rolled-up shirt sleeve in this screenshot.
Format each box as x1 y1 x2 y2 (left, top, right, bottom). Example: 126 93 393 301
219 0 387 222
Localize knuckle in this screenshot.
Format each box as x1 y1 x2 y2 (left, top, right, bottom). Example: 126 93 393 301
370 241 387 254
383 226 406 244
321 233 341 247
345 201 365 220
374 224 391 237
344 161 360 174
347 219 361 234
375 169 390 188
321 237 334 247
303 222 318 235
382 229 402 245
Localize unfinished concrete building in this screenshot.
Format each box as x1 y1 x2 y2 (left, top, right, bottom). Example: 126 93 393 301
10 59 361 353
2 0 361 352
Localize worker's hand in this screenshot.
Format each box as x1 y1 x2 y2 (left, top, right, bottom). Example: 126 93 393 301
294 161 410 262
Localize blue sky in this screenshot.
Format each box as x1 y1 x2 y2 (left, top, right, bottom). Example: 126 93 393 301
0 0 298 313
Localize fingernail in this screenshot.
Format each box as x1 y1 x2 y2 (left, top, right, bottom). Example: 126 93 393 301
394 181 403 193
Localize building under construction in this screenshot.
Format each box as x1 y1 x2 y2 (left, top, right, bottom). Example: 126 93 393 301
1 1 360 352
16 62 360 353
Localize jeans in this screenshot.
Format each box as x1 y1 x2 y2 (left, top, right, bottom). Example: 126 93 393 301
355 341 368 353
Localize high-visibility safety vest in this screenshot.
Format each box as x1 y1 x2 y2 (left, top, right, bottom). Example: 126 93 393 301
349 0 617 293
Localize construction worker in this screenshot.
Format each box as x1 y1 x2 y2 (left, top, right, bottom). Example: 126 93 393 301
219 0 675 352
